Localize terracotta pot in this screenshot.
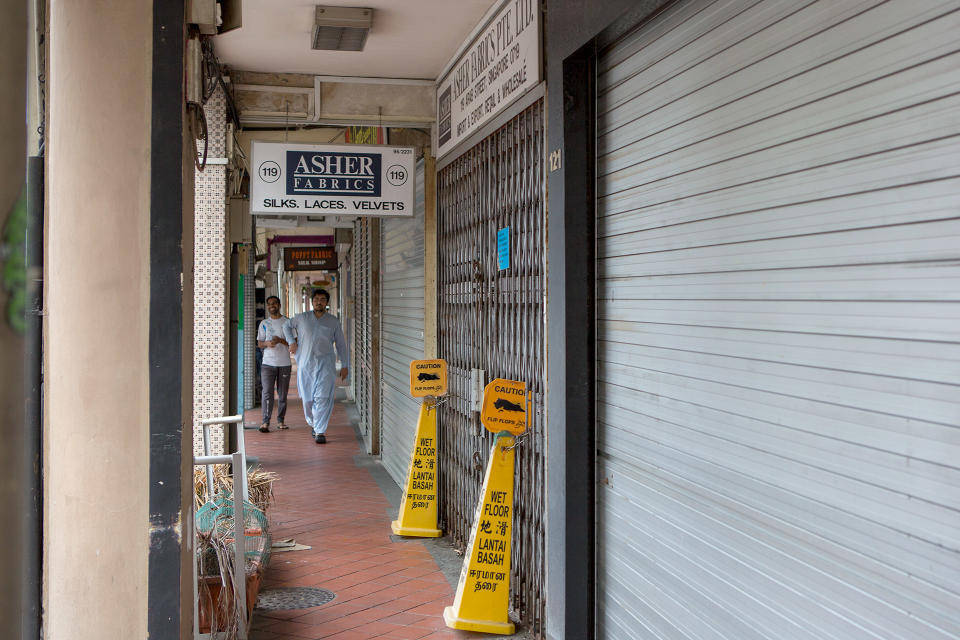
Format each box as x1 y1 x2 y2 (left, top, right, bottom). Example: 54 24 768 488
197 572 263 634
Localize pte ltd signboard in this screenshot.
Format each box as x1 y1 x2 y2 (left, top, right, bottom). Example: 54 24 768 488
436 0 541 159
283 246 337 272
250 141 416 217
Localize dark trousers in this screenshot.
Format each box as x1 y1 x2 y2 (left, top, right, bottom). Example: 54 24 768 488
261 365 291 425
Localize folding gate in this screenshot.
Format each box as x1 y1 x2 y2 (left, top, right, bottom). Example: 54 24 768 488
437 99 546 634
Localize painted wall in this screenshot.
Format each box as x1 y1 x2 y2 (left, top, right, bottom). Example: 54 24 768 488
0 0 27 633
45 1 153 636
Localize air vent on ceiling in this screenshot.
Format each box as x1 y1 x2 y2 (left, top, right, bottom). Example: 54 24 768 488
312 6 372 51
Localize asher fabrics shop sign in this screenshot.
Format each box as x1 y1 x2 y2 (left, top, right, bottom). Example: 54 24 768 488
288 151 380 197
436 0 540 159
250 141 415 217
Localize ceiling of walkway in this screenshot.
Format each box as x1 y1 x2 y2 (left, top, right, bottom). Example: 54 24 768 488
213 0 498 79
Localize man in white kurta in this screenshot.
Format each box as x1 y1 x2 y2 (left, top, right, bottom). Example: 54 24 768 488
284 289 349 444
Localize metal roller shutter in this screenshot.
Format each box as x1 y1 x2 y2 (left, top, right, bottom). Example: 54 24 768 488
354 217 378 451
381 158 427 486
596 1 960 639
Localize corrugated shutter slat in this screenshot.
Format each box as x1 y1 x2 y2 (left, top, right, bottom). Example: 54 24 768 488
596 2 960 639
380 159 426 485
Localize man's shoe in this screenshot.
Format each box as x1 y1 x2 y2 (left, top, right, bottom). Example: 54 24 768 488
259 424 270 433
314 433 326 444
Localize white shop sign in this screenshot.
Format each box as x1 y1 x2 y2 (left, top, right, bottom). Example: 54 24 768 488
250 141 416 217
436 0 540 159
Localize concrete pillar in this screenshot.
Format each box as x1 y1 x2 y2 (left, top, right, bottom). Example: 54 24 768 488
46 1 153 636
193 86 230 455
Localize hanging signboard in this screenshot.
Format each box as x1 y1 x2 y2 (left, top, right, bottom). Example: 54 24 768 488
344 126 386 145
250 141 416 217
282 246 337 271
391 358 449 537
436 0 541 159
409 359 448 397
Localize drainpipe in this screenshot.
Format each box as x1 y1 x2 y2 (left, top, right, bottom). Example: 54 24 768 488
23 155 43 640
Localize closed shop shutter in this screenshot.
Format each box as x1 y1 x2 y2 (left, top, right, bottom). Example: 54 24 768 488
437 99 547 634
354 217 373 447
596 1 960 638
380 158 427 486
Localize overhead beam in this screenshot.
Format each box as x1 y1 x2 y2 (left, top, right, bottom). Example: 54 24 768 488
231 71 435 128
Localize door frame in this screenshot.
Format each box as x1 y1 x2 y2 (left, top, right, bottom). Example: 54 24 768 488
543 2 673 638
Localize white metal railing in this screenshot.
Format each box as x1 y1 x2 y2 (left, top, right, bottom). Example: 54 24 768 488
199 414 249 502
193 415 249 640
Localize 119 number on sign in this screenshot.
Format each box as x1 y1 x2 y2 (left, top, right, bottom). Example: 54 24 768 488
387 165 408 186
259 161 281 183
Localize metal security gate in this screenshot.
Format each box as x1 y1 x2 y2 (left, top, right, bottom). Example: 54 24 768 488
380 158 426 485
438 99 546 634
596 1 960 638
353 217 379 453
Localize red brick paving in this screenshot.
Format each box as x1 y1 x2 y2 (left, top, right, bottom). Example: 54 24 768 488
244 387 494 640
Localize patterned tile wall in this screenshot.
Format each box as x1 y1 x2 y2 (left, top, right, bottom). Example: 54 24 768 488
244 248 255 409
193 87 228 456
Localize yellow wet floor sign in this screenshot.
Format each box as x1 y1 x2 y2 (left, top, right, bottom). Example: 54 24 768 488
391 401 441 536
445 377 527 634
443 434 517 634
392 359 447 537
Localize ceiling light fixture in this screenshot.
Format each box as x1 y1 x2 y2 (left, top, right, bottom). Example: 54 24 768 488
312 6 372 52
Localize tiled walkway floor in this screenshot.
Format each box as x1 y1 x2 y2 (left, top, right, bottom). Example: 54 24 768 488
244 389 503 640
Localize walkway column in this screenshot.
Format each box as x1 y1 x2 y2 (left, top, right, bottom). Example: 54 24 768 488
193 85 229 455
46 1 189 637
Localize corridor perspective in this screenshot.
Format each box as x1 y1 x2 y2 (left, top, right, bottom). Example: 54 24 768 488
243 382 528 640
7 1 960 639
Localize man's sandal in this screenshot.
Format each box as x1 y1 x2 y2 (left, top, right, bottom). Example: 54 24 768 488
259 423 270 433
277 423 288 430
